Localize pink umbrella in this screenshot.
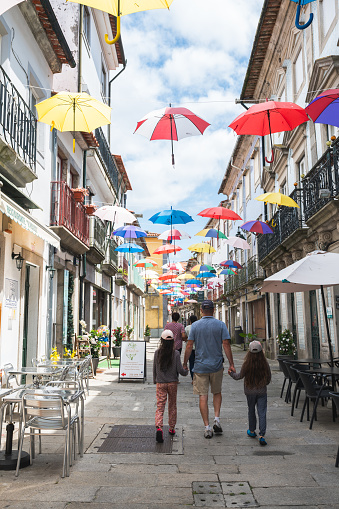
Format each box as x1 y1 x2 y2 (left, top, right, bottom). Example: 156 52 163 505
134 106 210 167
159 229 191 241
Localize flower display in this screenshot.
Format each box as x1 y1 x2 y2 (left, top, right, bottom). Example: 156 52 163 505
50 347 60 363
64 347 76 358
276 329 296 356
113 327 125 347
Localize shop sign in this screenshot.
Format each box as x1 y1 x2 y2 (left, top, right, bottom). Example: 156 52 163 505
62 270 69 345
119 341 146 381
197 291 204 303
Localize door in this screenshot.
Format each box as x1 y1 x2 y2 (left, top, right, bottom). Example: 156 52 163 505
22 264 39 368
309 290 320 358
252 298 266 340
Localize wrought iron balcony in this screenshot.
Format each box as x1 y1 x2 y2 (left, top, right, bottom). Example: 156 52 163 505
50 181 89 253
303 137 339 222
0 65 37 185
258 188 305 262
87 215 106 264
224 255 264 295
102 239 119 276
94 127 119 191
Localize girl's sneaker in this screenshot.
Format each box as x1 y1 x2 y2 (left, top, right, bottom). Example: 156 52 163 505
259 437 267 446
247 430 257 438
156 428 164 443
169 428 176 436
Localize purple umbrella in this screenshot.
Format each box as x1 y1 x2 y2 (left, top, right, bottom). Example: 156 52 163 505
113 225 146 239
240 220 273 234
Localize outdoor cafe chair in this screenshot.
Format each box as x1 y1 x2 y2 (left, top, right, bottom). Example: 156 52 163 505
329 392 339 467
3 364 25 389
278 359 292 402
285 362 310 416
297 371 335 429
15 391 79 478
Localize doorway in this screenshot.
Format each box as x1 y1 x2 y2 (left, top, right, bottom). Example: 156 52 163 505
22 264 39 367
252 298 266 340
309 290 320 358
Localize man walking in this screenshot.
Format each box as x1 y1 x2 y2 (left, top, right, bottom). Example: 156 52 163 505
183 300 235 438
165 312 187 354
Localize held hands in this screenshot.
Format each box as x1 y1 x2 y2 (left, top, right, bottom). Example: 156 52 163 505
228 365 236 375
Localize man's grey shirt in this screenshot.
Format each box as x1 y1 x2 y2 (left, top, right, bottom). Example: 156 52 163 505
188 316 231 374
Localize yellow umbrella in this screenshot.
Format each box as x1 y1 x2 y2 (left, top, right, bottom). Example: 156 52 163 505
255 191 299 208
35 92 111 152
67 0 174 44
188 243 216 253
178 273 193 280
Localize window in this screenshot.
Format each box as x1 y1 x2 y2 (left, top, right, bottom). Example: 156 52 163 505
253 150 260 187
101 63 107 101
281 179 287 195
83 6 90 45
321 0 336 35
297 157 305 182
294 50 303 95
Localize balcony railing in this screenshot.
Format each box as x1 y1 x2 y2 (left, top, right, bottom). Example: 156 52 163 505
106 239 119 267
258 188 305 262
89 214 106 252
50 181 89 246
224 255 264 295
130 265 146 294
95 127 119 191
303 138 339 221
0 65 36 172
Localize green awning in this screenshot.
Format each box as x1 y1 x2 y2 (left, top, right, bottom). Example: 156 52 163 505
0 173 40 210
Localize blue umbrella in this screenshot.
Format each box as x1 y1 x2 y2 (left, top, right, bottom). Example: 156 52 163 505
196 272 216 278
115 243 144 253
149 206 194 226
290 0 315 30
113 225 147 239
186 279 203 285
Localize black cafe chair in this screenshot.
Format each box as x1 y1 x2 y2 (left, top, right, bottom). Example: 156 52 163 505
298 371 335 429
284 362 309 416
329 392 339 467
278 359 292 402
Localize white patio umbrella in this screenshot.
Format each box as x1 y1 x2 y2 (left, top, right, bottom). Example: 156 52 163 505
94 205 136 227
261 251 339 364
0 0 26 15
225 237 251 250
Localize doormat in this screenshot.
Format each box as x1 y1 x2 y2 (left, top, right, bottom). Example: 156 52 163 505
87 424 183 454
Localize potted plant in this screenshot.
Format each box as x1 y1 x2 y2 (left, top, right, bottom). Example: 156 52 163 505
144 324 151 342
115 267 128 286
84 203 97 215
71 187 89 204
276 329 296 363
112 327 124 358
89 329 101 375
125 325 133 341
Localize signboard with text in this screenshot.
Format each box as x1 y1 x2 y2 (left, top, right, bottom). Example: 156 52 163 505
119 341 146 382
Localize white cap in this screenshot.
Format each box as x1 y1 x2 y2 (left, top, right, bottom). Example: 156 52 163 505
161 329 174 340
249 340 262 353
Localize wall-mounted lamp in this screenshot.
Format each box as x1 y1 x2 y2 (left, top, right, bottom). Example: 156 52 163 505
12 251 24 271
235 229 246 240
46 265 56 279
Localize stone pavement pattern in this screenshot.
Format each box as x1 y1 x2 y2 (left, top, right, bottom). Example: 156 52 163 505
0 344 338 508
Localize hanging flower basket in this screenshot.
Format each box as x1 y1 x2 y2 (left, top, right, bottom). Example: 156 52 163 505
84 204 97 215
71 188 89 203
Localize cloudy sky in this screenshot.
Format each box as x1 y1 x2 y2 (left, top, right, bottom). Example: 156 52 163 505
110 0 263 260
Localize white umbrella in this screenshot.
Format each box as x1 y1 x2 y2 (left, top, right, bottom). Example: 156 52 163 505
225 236 250 250
261 251 339 364
0 0 26 15
94 206 136 226
159 229 191 240
162 262 184 272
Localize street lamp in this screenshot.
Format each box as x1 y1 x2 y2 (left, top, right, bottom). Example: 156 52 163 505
46 265 56 279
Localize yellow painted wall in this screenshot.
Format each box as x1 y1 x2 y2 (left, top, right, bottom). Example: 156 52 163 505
144 235 167 334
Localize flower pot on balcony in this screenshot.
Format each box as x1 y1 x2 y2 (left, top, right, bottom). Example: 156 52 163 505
71 188 88 203
115 273 127 286
84 204 97 215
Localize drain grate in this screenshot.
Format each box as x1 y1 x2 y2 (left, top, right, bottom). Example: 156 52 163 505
97 425 173 453
192 481 258 507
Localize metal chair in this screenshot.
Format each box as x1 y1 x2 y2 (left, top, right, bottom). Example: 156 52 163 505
3 364 22 389
329 392 339 467
15 392 79 478
285 362 309 416
298 371 335 429
278 359 292 402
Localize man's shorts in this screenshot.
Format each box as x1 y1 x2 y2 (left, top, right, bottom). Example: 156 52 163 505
193 368 224 395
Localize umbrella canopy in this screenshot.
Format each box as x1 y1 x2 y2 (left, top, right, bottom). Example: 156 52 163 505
225 237 251 250
140 270 159 279
159 272 178 281
162 262 184 271
188 243 216 253
220 260 243 269
305 88 339 128
149 207 193 225
195 228 227 239
185 279 203 285
159 229 191 240
191 264 216 273
229 101 309 163
36 92 111 152
94 205 137 225
115 242 144 253
178 273 194 280
219 268 238 276
0 0 26 15
134 258 157 268
255 192 299 208
186 299 198 303
196 272 216 278
153 244 182 255
134 106 210 166
113 225 146 239
198 207 242 221
241 220 273 234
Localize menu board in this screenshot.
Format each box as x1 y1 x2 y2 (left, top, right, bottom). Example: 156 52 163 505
119 341 146 381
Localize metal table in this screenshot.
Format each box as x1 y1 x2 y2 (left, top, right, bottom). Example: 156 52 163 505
8 366 63 388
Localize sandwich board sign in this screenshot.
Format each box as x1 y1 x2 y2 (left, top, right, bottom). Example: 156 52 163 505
119 341 146 382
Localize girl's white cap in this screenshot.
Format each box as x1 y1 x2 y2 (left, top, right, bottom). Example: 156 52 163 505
161 330 174 340
249 340 262 353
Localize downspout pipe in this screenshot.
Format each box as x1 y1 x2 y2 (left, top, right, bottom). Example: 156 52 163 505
79 150 87 334
78 5 83 93
108 60 127 107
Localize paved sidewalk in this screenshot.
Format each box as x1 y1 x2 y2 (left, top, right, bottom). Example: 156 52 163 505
0 345 338 508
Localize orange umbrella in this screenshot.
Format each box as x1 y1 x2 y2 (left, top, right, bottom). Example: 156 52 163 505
153 244 182 255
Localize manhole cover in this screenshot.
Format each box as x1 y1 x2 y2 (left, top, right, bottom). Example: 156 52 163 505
97 425 173 453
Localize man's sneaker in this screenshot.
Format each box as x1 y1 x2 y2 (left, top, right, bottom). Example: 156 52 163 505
169 428 175 436
259 437 267 446
247 429 257 438
156 428 164 443
204 429 213 439
213 421 223 434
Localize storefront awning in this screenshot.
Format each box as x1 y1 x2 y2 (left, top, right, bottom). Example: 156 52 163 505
0 173 40 210
1 192 60 249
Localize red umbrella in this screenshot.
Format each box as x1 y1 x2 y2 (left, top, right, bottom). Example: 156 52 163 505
153 244 182 255
229 101 309 163
305 89 339 128
198 207 242 221
134 106 210 167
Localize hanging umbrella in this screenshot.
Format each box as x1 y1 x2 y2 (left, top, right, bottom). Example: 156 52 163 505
220 260 243 269
229 101 309 163
195 228 227 239
188 243 216 253
134 106 210 167
255 191 299 208
140 270 159 279
115 242 144 253
149 207 193 226
159 229 191 241
153 244 182 255
134 258 157 268
186 299 198 304
113 225 146 239
162 262 184 271
36 92 111 153
305 88 339 128
159 272 178 281
198 207 242 221
241 220 273 234
261 251 339 365
67 0 174 45
94 205 137 226
290 0 315 30
177 273 194 280
196 272 217 279
225 237 251 250
191 264 216 273
0 0 26 15
186 279 203 285
219 268 238 276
